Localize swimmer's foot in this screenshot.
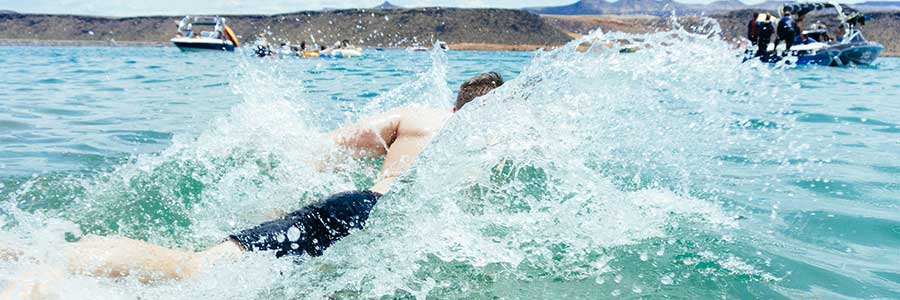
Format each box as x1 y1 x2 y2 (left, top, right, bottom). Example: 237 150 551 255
0 267 64 300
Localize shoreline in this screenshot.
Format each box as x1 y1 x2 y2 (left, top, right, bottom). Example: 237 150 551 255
0 39 562 52
0 39 169 47
1 39 897 57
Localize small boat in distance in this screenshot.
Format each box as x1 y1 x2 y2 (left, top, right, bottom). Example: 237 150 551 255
321 40 363 58
406 43 429 52
405 42 448 52
171 16 239 52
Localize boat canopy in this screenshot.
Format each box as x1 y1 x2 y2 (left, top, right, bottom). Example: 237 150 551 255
780 1 867 27
177 16 226 32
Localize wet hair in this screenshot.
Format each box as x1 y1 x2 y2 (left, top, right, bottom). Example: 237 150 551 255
455 72 504 110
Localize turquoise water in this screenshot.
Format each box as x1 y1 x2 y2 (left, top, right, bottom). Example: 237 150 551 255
0 29 899 300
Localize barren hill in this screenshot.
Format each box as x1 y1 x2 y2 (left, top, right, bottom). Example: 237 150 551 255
527 0 747 16
0 8 571 48
1 6 897 56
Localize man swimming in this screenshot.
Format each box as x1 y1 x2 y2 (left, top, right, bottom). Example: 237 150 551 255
0 72 505 298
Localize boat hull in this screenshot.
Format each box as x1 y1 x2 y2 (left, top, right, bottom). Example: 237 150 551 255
171 38 235 52
794 49 838 66
321 49 363 58
746 41 881 67
833 43 883 66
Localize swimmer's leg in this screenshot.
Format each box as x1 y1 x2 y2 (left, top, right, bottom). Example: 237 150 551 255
62 236 242 283
0 266 64 300
1 238 242 299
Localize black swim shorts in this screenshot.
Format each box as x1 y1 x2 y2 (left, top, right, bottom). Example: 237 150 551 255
229 190 381 258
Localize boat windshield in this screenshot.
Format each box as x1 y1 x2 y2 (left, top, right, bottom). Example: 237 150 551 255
200 31 221 39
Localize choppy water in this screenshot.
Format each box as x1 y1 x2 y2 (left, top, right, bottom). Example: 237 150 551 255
1 27 899 300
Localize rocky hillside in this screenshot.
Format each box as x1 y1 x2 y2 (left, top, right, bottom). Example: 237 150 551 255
528 0 900 16
528 0 745 16
1 6 897 55
0 8 571 48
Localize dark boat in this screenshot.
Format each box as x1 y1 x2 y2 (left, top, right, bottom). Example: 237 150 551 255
747 1 883 66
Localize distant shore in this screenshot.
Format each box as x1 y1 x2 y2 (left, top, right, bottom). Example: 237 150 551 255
3 39 896 57
2 8 897 57
0 39 168 47
0 38 563 52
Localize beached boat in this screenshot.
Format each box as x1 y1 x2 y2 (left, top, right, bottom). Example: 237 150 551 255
170 16 239 52
747 1 882 66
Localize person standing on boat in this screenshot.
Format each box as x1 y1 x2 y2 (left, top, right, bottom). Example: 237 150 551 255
775 11 800 54
755 14 775 58
747 13 760 46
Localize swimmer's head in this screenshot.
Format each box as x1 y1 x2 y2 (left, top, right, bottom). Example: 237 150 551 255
453 71 504 112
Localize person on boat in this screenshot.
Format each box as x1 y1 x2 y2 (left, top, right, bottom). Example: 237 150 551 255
0 72 507 298
755 14 775 58
795 15 806 44
837 26 846 43
805 22 831 43
775 12 801 54
747 13 760 46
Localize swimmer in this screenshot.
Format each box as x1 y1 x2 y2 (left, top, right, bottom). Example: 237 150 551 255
0 72 505 299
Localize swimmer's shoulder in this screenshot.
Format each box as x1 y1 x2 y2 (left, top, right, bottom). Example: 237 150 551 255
395 105 451 135
392 105 450 121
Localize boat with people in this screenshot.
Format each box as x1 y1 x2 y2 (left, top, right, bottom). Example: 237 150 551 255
170 16 239 52
247 38 362 59
745 1 882 66
318 40 364 58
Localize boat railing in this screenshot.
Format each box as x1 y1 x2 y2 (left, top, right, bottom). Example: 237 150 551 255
846 30 866 43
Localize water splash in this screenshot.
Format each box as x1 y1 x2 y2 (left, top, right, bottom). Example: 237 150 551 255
271 26 799 299
0 23 815 299
363 41 453 114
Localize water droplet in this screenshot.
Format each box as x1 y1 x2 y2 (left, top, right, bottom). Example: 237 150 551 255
632 285 642 293
287 226 301 241
639 252 648 261
291 243 299 249
611 289 621 297
660 275 674 285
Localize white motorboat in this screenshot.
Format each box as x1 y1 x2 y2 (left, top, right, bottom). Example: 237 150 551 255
170 16 239 52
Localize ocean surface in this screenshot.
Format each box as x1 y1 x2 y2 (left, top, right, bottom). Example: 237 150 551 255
1 29 899 300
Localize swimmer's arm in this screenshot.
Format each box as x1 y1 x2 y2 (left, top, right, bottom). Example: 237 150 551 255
329 109 403 158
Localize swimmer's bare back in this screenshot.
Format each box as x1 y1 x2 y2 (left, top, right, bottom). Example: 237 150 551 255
330 106 450 194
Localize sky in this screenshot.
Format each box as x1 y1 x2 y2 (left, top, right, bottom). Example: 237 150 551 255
0 0 891 16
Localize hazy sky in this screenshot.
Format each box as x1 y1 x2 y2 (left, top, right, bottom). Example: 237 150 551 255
0 0 887 16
